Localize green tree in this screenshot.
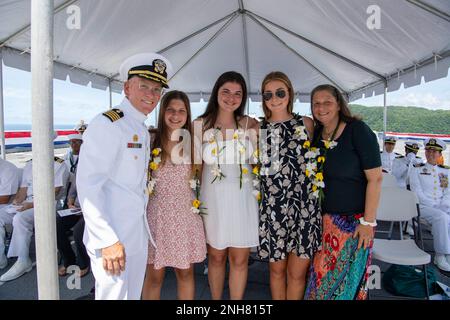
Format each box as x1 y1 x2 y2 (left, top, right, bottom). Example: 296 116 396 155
349 105 450 134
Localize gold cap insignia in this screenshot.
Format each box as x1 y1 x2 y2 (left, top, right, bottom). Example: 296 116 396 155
153 59 167 74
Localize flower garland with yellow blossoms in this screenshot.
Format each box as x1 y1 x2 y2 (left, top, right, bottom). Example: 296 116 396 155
208 127 249 189
303 135 338 204
147 147 206 215
250 123 337 205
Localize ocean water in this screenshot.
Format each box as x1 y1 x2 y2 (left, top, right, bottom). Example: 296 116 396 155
5 124 75 130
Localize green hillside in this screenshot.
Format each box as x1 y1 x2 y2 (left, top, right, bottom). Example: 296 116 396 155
349 104 450 134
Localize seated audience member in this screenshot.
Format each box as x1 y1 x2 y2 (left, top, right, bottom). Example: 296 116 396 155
0 158 20 269
63 133 83 176
392 141 423 189
56 168 89 277
409 138 450 272
0 155 69 282
380 136 400 173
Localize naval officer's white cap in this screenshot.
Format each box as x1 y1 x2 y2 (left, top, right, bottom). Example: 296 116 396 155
384 136 397 144
67 133 83 141
119 52 173 88
424 138 446 151
405 140 421 152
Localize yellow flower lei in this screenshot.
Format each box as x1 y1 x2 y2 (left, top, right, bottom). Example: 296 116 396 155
190 169 207 215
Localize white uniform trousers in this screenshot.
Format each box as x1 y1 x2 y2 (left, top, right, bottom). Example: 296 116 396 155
420 205 450 254
0 204 14 255
88 238 148 300
7 207 34 260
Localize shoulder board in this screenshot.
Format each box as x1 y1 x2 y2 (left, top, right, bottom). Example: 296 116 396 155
26 159 32 162
416 156 421 159
396 155 404 158
414 163 425 168
438 164 450 169
54 157 64 164
395 152 402 156
102 108 124 122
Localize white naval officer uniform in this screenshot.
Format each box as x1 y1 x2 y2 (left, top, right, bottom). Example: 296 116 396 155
380 151 399 174
0 159 20 266
0 159 20 202
6 158 68 260
77 97 154 300
409 162 450 254
392 153 423 189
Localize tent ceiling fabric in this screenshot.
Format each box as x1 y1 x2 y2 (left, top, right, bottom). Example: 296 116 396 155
0 0 449 102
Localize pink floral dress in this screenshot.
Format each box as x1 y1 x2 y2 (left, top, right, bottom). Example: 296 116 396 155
147 162 206 269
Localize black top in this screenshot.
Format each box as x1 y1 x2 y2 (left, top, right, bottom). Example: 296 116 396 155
313 120 381 215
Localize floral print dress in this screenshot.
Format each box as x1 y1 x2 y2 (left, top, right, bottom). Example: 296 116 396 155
258 114 322 262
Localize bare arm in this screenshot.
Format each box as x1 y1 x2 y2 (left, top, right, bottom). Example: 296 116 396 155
363 167 383 222
12 187 27 205
246 117 260 160
192 118 204 182
302 116 315 141
54 186 62 198
353 166 382 249
67 197 76 208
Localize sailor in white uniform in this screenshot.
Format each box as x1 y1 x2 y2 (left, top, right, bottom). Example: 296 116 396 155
63 133 83 175
392 141 423 189
0 158 20 269
380 136 400 173
409 138 450 272
76 52 172 300
0 154 69 281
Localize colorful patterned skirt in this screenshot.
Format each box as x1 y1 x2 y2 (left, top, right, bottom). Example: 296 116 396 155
305 213 372 300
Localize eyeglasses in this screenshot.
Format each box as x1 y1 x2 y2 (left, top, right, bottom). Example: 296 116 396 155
138 82 164 96
262 89 286 101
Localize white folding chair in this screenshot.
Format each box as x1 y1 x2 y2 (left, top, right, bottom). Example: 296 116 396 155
381 172 398 188
380 173 405 239
372 187 432 299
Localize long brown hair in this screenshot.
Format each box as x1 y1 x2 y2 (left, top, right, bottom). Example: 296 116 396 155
198 71 247 130
152 90 193 165
310 84 360 127
261 71 294 119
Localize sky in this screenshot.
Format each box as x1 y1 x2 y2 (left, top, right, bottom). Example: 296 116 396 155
2 63 450 128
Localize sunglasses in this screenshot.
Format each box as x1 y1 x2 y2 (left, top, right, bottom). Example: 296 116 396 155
262 89 287 101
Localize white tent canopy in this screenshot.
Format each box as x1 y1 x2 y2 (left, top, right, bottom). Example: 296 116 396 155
1 0 449 102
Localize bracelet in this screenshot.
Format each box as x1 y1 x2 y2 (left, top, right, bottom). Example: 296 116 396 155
359 217 377 227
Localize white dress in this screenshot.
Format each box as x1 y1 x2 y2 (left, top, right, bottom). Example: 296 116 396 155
201 128 259 250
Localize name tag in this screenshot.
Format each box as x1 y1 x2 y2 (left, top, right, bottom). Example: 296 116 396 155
127 143 142 148
420 173 431 175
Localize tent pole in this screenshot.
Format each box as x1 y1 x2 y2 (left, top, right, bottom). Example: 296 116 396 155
0 49 6 159
31 0 59 300
108 78 113 109
383 82 388 142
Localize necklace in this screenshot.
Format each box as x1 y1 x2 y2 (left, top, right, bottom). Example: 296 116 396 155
322 121 340 141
